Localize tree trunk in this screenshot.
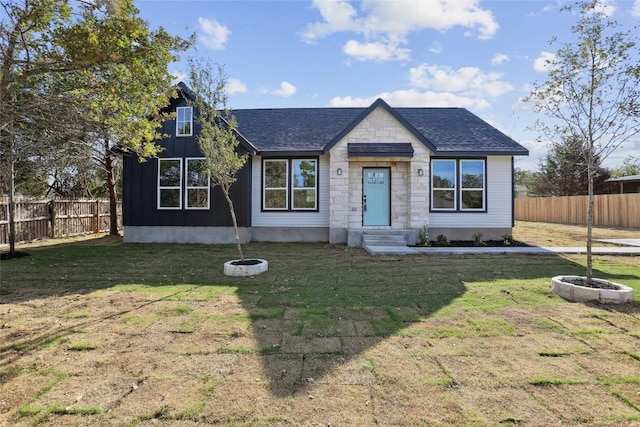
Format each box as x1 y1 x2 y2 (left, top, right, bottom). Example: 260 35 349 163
222 187 244 260
586 150 594 284
8 137 16 254
104 139 119 236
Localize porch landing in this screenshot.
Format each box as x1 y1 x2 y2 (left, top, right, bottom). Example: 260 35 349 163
357 230 415 250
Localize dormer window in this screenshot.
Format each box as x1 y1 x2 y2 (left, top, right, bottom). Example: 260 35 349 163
176 106 193 137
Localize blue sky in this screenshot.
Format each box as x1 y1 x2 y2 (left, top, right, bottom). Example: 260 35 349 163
136 0 640 171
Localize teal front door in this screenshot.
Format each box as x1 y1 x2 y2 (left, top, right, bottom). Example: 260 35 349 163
363 168 391 226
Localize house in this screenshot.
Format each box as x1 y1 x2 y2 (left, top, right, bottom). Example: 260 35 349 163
605 175 640 194
122 83 529 246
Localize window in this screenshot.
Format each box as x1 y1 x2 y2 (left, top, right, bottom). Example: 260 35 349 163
176 106 192 136
263 158 318 211
292 159 317 209
460 160 485 210
431 159 485 211
264 159 288 209
158 158 182 209
431 160 456 210
185 158 210 209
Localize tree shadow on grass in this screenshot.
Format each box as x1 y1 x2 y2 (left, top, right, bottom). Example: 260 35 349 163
1 240 638 398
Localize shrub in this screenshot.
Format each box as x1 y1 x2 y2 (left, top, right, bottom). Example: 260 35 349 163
473 233 487 247
436 234 450 246
418 225 430 246
503 234 514 246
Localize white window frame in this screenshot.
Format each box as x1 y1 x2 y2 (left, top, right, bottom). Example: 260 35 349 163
185 158 210 210
459 159 486 211
158 158 183 210
263 159 289 210
176 106 193 137
431 159 457 211
291 159 317 210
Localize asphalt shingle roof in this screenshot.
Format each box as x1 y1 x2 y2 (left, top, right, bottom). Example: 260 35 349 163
233 108 363 153
232 103 528 156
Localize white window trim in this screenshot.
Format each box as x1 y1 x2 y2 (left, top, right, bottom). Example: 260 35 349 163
158 158 183 210
460 159 486 211
431 159 457 211
291 159 318 210
185 158 210 210
176 106 193 137
263 159 289 210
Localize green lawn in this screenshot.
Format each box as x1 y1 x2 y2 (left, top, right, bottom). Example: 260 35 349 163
1 237 639 426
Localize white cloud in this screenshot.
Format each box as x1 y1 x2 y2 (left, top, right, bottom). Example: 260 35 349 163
342 40 410 62
302 0 360 42
491 53 509 66
428 42 442 54
591 0 616 18
633 0 640 17
516 138 550 171
329 89 490 110
533 51 556 73
198 17 230 50
270 81 297 97
227 78 247 95
409 64 513 98
302 0 499 62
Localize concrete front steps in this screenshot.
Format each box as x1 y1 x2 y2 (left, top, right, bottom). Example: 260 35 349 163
362 231 409 253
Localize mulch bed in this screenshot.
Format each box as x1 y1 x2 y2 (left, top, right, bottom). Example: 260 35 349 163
412 240 531 248
561 277 621 290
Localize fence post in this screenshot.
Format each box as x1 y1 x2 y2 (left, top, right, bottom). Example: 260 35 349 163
48 200 55 238
95 199 100 233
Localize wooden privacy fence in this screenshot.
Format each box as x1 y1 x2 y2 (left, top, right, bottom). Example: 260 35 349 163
0 198 122 245
515 193 640 228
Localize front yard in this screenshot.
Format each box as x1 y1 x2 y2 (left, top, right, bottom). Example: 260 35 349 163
1 222 639 426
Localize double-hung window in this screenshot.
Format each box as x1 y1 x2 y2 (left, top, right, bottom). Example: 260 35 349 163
292 159 317 209
185 158 210 209
263 158 318 211
158 158 182 209
431 159 456 210
431 159 485 211
176 106 193 137
264 160 289 210
460 160 485 210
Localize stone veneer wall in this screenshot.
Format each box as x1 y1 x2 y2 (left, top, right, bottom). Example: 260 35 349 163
328 106 430 243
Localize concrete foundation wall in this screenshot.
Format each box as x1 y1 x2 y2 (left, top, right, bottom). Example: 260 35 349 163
251 227 328 242
329 227 348 244
125 226 328 244
124 226 251 244
427 227 512 241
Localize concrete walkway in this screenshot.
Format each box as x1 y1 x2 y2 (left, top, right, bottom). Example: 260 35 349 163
366 245 640 256
597 239 640 247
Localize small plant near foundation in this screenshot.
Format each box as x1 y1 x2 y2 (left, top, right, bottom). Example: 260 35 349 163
473 233 487 247
436 234 450 246
418 225 430 246
503 234 514 246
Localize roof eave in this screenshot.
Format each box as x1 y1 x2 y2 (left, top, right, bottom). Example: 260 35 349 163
258 150 325 157
431 149 530 157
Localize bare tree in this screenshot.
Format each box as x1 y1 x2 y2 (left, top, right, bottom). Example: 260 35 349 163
526 0 640 283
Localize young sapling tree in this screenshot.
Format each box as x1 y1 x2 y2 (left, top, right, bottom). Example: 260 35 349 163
186 59 248 260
